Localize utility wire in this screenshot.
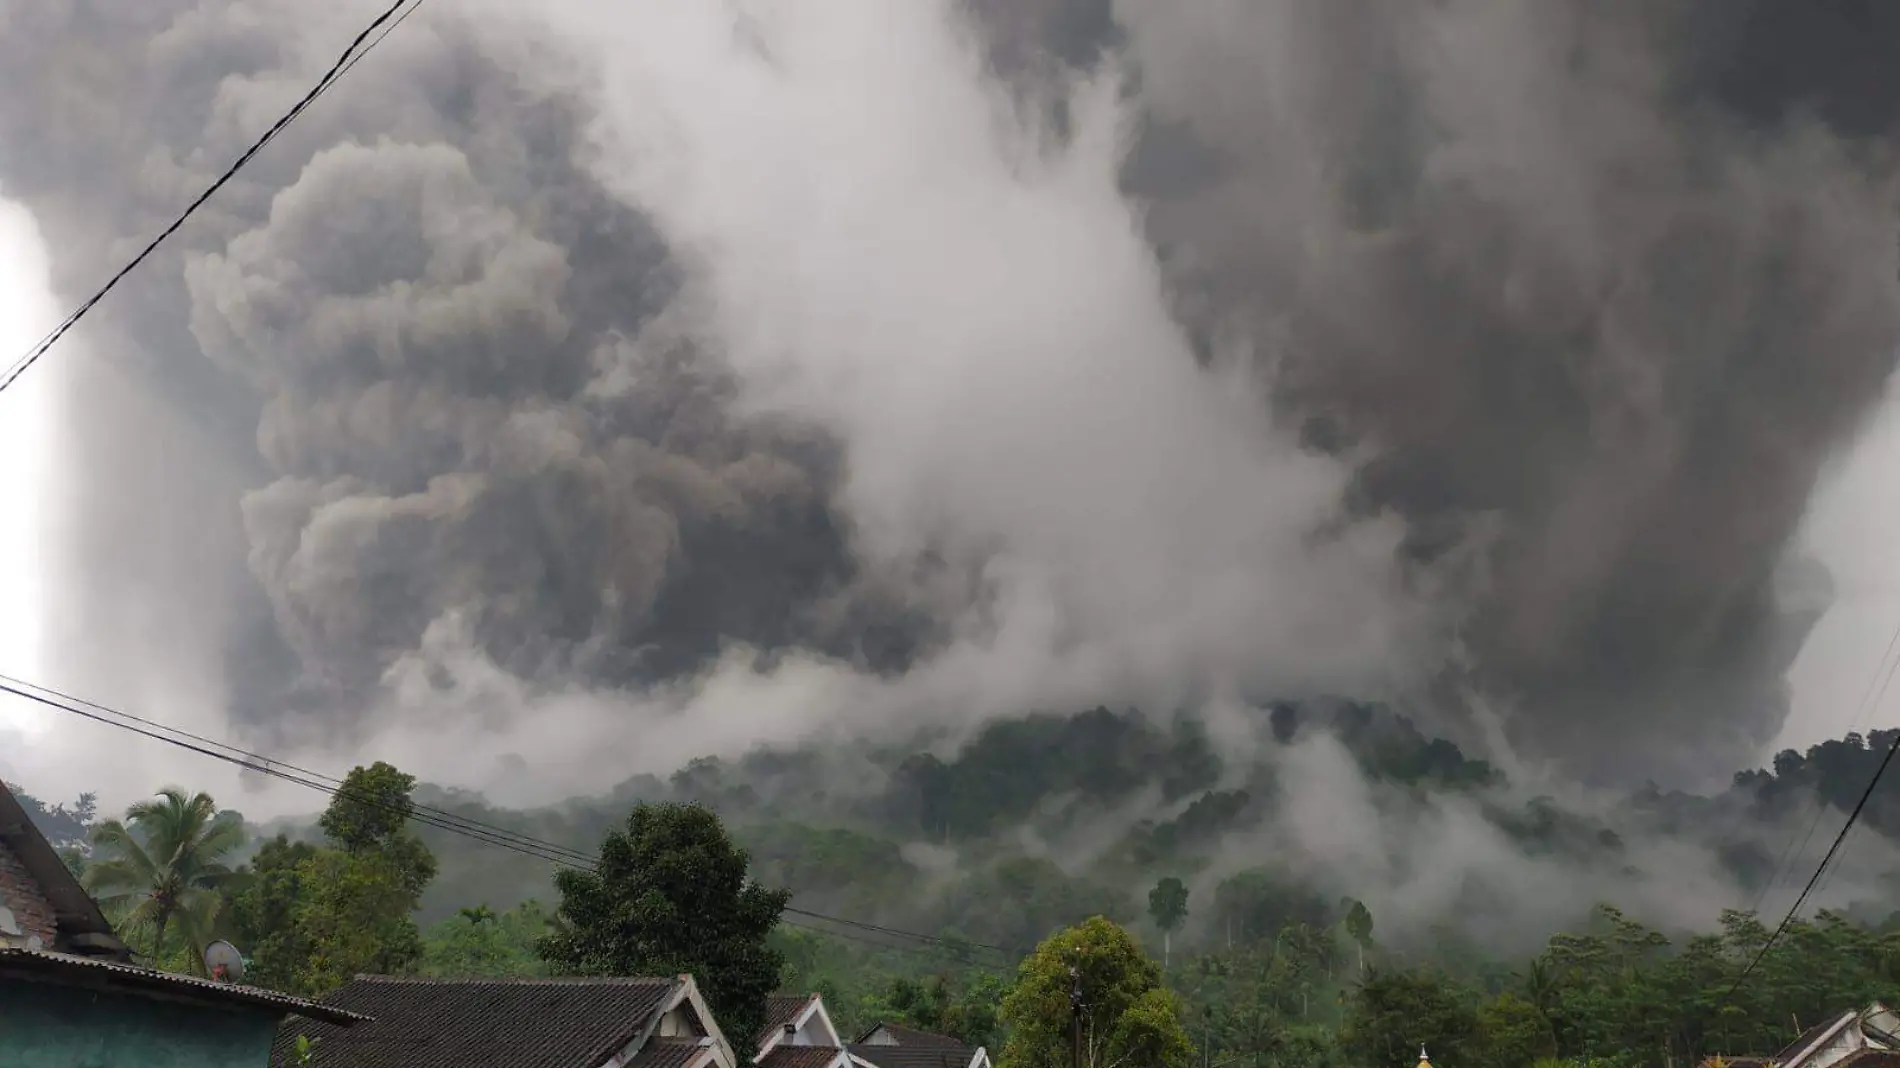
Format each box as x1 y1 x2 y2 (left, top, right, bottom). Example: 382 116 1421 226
1747 620 1900 919
1722 682 1900 1002
0 674 1017 959
0 0 424 397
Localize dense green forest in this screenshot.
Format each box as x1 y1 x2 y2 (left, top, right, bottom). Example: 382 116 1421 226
16 704 1900 1068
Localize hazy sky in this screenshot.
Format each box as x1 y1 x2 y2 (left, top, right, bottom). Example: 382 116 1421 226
3 0 1900 819
2 179 1896 816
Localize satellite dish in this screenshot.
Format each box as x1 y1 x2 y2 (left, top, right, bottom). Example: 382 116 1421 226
204 941 245 983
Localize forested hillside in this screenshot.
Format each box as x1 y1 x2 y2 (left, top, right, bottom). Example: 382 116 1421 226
20 706 1900 1068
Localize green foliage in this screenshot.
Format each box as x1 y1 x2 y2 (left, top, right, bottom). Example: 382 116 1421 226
1000 916 1192 1068
422 901 552 978
84 788 244 972
322 762 422 854
225 765 436 996
1341 968 1482 1068
863 973 1007 1050
228 835 321 991
539 802 791 1045
1150 878 1190 934
295 847 429 992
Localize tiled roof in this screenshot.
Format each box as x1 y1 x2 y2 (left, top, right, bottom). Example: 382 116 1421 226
760 994 815 1042
271 975 679 1068
0 947 363 1025
849 1043 978 1068
633 1038 720 1068
856 1025 969 1051
763 1046 849 1068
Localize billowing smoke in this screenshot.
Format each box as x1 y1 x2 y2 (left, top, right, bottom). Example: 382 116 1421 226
0 0 1895 799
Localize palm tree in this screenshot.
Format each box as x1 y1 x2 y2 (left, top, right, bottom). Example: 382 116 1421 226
84 788 244 973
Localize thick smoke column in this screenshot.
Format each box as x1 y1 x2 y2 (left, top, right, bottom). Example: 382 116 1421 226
0 0 1895 789
962 0 1900 776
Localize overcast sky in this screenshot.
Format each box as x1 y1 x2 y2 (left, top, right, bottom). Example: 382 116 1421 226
0 185 1894 819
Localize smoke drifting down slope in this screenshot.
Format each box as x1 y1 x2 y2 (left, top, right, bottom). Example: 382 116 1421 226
0 0 1896 792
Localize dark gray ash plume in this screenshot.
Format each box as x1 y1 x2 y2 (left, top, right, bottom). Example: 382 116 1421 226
0 0 1896 790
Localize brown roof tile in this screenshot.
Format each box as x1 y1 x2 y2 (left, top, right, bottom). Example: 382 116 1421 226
633 1038 719 1068
759 994 816 1043
849 1042 977 1068
763 1046 849 1068
271 975 679 1068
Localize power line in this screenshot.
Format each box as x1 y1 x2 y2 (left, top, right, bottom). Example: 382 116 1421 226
0 0 425 397
1722 675 1900 1002
0 673 1015 960
1747 619 1900 919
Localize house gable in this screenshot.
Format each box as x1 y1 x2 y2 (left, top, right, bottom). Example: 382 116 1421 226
0 782 124 958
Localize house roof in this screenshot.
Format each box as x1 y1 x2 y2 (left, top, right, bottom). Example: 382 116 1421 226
849 1043 980 1068
1778 1013 1859 1065
634 1038 724 1068
1837 1052 1900 1068
0 782 125 958
271 975 686 1068
854 1024 970 1051
0 947 365 1026
762 1047 851 1068
760 994 818 1043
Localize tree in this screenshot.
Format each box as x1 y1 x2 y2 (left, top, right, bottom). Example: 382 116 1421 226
84 788 243 971
422 901 552 978
323 762 437 893
1149 877 1190 969
1476 993 1557 1068
228 765 438 996
539 802 791 1043
295 847 429 991
999 916 1193 1068
1344 900 1375 976
1341 968 1482 1068
227 835 321 991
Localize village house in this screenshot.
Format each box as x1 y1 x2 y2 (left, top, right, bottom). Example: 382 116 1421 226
272 972 742 1068
751 992 991 1068
1698 1004 1900 1068
0 780 362 1067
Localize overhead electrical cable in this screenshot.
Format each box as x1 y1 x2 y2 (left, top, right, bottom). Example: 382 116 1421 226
1745 618 1900 920
1721 657 1900 1002
0 672 1019 959
0 0 426 397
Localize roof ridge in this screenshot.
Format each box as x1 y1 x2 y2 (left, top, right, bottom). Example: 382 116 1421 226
350 974 675 986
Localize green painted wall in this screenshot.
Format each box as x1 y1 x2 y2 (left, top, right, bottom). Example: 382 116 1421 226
0 979 282 1067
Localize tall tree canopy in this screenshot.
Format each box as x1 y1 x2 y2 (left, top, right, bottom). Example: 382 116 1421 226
1149 877 1190 968
1000 916 1193 1068
83 788 242 972
539 802 791 1043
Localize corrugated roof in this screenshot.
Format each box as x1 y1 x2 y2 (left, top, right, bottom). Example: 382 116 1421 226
271 975 679 1068
0 947 365 1025
1837 1051 1900 1068
1778 1013 1858 1065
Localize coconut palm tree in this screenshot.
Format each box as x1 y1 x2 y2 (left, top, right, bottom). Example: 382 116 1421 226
84 788 244 973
